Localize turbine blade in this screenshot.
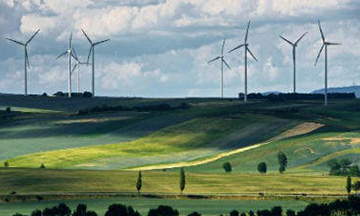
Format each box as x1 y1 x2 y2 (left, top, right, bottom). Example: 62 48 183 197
87 46 93 63
69 32 73 48
245 20 251 43
81 29 92 44
6 38 25 46
222 59 231 70
295 31 308 45
26 29 40 45
327 42 341 46
71 63 78 74
247 47 258 61
279 35 293 46
72 47 78 59
208 56 221 64
56 51 68 59
315 44 325 66
94 39 110 46
318 20 325 42
71 52 78 62
221 39 226 56
228 44 245 53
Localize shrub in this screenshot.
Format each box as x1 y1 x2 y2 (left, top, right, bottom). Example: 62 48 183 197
286 209 296 216
187 212 201 216
31 210 42 216
105 204 140 216
40 164 45 169
257 162 267 174
229 210 239 216
222 162 232 173
4 161 9 168
147 205 179 216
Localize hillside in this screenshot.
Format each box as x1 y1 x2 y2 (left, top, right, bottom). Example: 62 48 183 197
0 94 359 174
312 85 360 98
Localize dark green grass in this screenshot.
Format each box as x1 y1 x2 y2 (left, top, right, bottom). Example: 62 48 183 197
0 198 308 216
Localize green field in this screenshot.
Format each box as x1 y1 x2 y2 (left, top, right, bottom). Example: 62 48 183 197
1 95 360 214
0 168 356 195
0 198 308 216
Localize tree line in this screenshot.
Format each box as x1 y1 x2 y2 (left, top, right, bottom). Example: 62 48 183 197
12 196 360 216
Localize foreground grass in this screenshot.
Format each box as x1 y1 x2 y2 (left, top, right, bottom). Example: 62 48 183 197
0 198 308 216
0 168 356 196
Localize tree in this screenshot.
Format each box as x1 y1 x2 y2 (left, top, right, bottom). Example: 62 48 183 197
31 210 42 216
105 204 140 216
257 162 267 174
136 171 142 194
40 164 45 169
180 168 186 194
277 151 288 174
188 212 201 216
148 205 179 216
229 210 239 216
286 210 296 216
72 204 87 216
346 176 352 195
349 165 360 177
222 162 232 173
4 161 9 168
353 181 360 194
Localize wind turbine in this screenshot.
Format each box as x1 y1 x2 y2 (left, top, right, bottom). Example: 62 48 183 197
57 33 75 98
71 47 90 93
81 29 110 97
208 39 232 98
6 29 40 96
228 21 258 102
279 31 308 93
314 20 341 106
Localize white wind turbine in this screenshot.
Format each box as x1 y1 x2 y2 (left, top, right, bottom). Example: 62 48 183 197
315 20 341 106
208 39 232 98
228 21 258 102
57 33 75 98
279 31 308 93
71 47 90 93
81 29 110 97
6 29 40 96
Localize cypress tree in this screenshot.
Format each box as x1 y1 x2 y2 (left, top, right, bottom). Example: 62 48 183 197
180 168 186 194
136 171 142 194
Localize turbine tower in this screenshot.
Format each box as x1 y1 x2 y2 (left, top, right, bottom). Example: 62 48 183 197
81 29 110 97
315 20 341 106
71 47 90 93
6 29 40 96
279 31 308 93
57 33 74 98
208 39 232 98
228 21 257 102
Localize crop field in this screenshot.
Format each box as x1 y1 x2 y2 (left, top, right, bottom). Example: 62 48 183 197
0 168 357 196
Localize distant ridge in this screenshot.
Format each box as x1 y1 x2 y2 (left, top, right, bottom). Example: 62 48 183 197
312 86 360 98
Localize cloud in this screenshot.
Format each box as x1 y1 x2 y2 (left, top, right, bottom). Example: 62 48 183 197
1 0 360 97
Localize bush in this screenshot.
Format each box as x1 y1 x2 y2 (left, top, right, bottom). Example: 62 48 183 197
222 162 232 173
4 161 9 168
105 204 140 216
257 162 267 174
83 91 92 98
229 210 239 216
187 211 201 216
40 164 45 169
148 205 179 216
31 210 42 216
286 209 296 216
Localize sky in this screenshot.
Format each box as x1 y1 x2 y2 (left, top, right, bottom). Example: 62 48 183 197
0 0 359 98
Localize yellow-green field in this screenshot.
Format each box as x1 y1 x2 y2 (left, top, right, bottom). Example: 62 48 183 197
0 168 356 196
